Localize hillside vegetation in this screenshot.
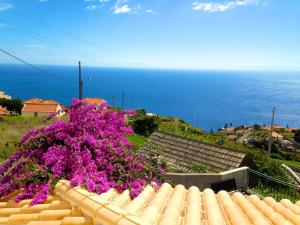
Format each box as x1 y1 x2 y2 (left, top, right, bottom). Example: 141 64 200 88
129 111 290 180
0 110 292 180
160 120 288 180
0 116 46 161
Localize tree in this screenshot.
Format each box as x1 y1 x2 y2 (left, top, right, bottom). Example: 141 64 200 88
295 130 300 143
130 115 159 137
129 109 159 137
0 98 23 115
135 109 146 116
253 124 261 130
224 123 228 129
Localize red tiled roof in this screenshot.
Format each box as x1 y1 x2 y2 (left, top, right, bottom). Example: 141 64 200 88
24 98 43 104
0 106 9 115
83 97 106 105
262 126 283 131
285 128 298 132
272 131 283 139
22 104 59 113
22 98 61 113
24 98 59 105
228 135 237 141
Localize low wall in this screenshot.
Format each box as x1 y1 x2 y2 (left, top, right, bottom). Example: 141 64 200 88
21 112 49 117
166 166 249 192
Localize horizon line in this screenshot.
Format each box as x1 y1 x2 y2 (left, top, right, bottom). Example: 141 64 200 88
1 62 300 73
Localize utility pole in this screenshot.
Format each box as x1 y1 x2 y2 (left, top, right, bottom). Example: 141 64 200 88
78 61 83 100
112 95 115 108
267 107 276 154
121 92 125 110
131 96 134 110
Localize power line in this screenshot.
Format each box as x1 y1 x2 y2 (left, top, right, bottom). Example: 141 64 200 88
8 24 147 70
0 37 60 61
8 25 113 67
9 10 146 67
2 29 136 101
0 48 71 83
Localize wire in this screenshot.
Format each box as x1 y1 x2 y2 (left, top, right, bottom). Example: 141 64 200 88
0 37 57 59
0 48 134 107
8 25 113 67
0 48 72 83
9 9 146 68
7 24 145 71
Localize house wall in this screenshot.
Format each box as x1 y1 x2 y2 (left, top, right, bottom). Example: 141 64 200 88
21 112 34 117
166 166 249 191
21 112 50 117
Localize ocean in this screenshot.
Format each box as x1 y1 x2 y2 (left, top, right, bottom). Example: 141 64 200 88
1 64 300 131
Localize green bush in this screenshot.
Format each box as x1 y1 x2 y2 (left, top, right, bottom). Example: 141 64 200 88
248 151 289 181
295 130 300 142
271 153 285 160
0 98 23 115
187 163 207 173
129 114 159 137
253 124 261 130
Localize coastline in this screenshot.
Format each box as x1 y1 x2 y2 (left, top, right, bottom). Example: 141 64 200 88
0 91 11 99
1 65 300 130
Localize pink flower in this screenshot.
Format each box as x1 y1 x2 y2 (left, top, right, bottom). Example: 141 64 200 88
0 98 165 204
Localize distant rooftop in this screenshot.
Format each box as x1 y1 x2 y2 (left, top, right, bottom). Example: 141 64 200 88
23 98 60 105
22 98 61 113
0 105 9 116
83 97 106 105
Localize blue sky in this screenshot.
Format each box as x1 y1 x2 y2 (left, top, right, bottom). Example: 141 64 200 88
0 0 299 70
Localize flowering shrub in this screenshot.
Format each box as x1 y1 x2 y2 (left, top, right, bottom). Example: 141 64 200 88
0 99 165 205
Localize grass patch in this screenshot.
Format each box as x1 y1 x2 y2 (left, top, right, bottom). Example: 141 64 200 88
0 116 51 162
126 134 146 149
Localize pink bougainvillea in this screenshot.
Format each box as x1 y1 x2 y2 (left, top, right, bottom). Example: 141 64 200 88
0 99 165 205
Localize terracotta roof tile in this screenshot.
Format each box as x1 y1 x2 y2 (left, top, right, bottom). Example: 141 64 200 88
22 98 61 113
22 104 59 113
24 98 44 104
0 106 9 115
2 180 300 225
83 98 106 105
272 131 283 139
